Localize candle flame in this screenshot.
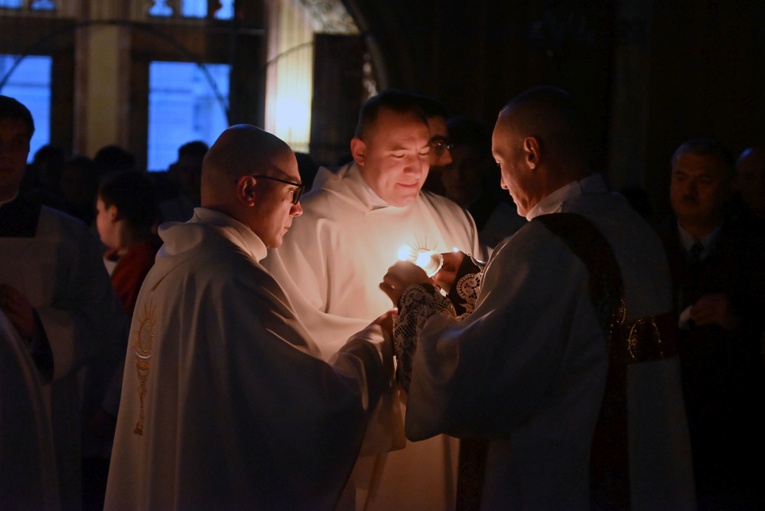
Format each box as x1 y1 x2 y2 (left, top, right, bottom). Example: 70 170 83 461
397 244 443 277
415 251 433 268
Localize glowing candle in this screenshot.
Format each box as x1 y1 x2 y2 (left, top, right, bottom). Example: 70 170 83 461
397 245 412 261
397 244 444 277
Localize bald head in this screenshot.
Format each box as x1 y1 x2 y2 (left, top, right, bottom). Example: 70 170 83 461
492 86 590 217
199 125 303 247
497 86 588 179
201 124 296 206
735 146 765 218
737 146 765 176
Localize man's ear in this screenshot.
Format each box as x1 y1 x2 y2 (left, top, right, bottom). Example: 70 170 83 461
108 204 121 222
350 137 366 167
524 136 540 170
236 175 257 206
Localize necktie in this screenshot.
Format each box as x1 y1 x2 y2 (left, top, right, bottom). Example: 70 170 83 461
688 241 704 263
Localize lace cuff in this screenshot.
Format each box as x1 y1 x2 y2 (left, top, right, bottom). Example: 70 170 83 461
393 284 454 391
392 257 485 390
448 268 482 319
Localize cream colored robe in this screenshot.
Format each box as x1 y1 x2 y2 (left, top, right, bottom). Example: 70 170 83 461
263 163 485 511
104 208 388 511
0 205 126 511
404 175 696 510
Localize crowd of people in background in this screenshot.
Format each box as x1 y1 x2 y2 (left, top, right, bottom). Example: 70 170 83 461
2 86 765 511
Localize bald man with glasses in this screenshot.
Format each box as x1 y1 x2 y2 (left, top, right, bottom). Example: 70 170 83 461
105 124 390 511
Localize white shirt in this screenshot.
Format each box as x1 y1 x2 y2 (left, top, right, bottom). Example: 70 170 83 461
677 221 722 261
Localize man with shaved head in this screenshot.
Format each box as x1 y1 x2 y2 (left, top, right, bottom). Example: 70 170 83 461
105 125 390 510
733 146 765 235
380 86 695 510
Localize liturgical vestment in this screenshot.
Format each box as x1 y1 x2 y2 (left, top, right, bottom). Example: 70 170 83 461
263 163 486 511
0 309 59 511
0 200 126 511
403 175 696 510
104 208 387 511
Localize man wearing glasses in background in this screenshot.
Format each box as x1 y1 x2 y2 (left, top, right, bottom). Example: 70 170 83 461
416 93 454 195
105 124 391 510
263 90 485 511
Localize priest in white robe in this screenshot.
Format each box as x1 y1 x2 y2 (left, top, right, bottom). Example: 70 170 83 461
0 95 127 511
104 125 390 511
263 90 486 511
381 86 696 510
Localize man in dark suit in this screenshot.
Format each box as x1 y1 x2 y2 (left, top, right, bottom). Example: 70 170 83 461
656 137 765 510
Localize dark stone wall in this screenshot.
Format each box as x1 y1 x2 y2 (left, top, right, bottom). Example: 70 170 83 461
646 0 765 217
345 1 615 165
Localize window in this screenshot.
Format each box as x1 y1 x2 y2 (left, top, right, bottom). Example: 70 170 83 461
31 0 55 10
0 54 52 162
147 61 230 171
181 0 206 18
148 0 233 20
0 0 55 10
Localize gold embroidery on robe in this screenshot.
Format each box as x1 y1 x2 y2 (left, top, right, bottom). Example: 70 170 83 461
133 300 155 435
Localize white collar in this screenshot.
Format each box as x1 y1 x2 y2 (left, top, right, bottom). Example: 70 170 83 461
342 162 407 210
191 207 268 262
677 221 722 257
350 164 391 209
525 174 606 221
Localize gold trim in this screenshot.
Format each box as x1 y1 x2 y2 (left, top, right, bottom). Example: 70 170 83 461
132 300 155 435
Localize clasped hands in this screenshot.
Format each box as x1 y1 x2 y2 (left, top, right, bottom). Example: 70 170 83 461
379 250 467 306
680 293 741 331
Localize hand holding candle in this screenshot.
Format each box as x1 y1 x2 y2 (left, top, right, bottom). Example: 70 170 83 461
431 250 466 293
380 261 430 305
382 247 473 305
396 245 444 277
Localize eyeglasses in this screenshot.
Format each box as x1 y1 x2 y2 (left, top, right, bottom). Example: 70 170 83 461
251 174 306 205
431 138 454 157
